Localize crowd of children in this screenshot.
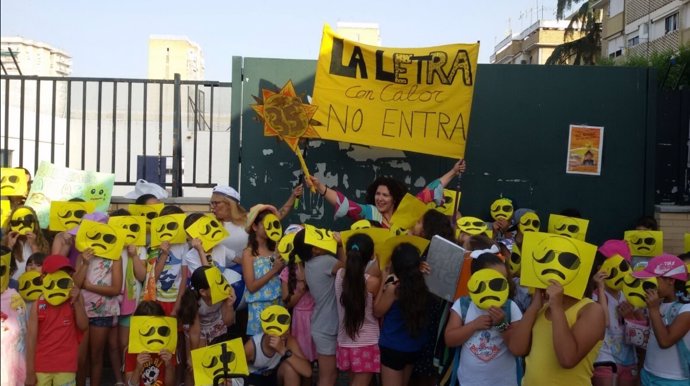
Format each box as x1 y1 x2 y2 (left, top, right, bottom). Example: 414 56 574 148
1 163 689 386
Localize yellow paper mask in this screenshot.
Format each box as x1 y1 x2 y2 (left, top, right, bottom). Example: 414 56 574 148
456 216 488 236
390 193 429 231
128 203 164 228
18 270 43 302
378 234 430 270
205 266 235 305
468 268 509 310
622 274 657 308
129 316 178 354
390 224 408 236
109 216 146 246
0 247 10 293
185 215 229 252
75 219 124 260
547 214 589 241
304 224 337 254
191 337 249 385
340 227 391 263
427 189 461 216
262 213 283 242
260 305 291 336
685 234 690 253
42 270 73 306
518 212 540 233
490 198 514 221
278 233 299 263
521 232 597 299
1 199 11 228
508 244 521 276
151 214 187 247
10 207 37 235
351 219 372 230
600 255 631 291
0 168 28 196
49 201 95 232
624 230 663 257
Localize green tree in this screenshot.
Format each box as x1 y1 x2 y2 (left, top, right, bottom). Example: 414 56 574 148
546 0 602 65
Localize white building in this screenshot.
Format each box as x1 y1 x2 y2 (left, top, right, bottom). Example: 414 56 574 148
336 22 382 46
1 36 72 76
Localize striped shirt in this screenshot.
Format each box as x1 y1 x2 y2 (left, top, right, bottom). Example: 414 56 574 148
335 269 380 347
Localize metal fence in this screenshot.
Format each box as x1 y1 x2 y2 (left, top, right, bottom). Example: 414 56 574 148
0 74 233 197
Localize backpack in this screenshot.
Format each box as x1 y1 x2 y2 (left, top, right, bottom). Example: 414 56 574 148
666 302 690 378
447 296 523 386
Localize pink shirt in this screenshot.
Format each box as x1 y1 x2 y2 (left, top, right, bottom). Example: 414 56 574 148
334 268 379 347
279 267 315 311
1 289 27 386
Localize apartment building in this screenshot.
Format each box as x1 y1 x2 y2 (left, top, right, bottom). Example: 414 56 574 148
490 20 581 64
147 35 205 80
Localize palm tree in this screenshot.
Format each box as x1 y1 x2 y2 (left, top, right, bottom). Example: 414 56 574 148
546 0 602 65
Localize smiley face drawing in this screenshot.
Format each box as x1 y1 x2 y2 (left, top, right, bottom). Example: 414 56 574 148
468 268 509 310
531 235 582 286
151 214 186 247
622 274 657 308
10 207 37 235
278 233 299 263
49 201 95 232
129 316 177 353
84 185 108 203
547 214 589 241
191 337 249 385
508 244 521 276
624 230 663 257
205 266 235 305
490 198 513 221
18 271 43 302
108 216 146 246
262 213 283 242
427 189 460 216
0 247 10 293
600 255 631 291
185 215 229 252
518 212 541 233
42 270 73 306
260 305 291 336
0 168 28 196
456 216 488 236
75 220 124 260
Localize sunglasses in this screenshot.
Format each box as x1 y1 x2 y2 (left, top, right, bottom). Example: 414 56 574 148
59 210 87 219
142 325 171 337
1 175 19 183
45 277 72 290
535 251 581 270
556 224 579 233
157 222 179 232
472 277 508 293
124 223 141 232
493 205 513 212
632 238 656 246
10 215 35 227
209 201 225 208
520 219 540 227
263 313 290 324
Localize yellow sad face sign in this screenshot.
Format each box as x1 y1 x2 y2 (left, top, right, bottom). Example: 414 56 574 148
378 235 429 270
685 263 690 295
351 219 372 230
108 216 146 246
42 270 73 306
1 199 10 228
456 216 488 236
622 274 657 308
508 244 521 276
278 233 298 263
263 213 283 242
390 193 429 231
129 316 177 354
427 189 461 216
75 220 124 260
128 203 164 228
468 268 509 310
521 232 597 299
205 266 235 305
191 337 249 385
490 198 514 221
600 255 631 291
518 212 541 233
260 305 291 336
185 215 229 252
151 214 186 247
18 270 43 302
0 247 10 293
304 224 337 254
547 214 589 241
10 207 37 235
49 201 95 232
0 168 28 196
624 230 663 257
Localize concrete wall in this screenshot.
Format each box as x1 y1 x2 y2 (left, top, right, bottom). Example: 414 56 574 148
656 206 690 255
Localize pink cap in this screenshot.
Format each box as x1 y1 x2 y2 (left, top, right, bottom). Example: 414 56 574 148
632 254 688 281
598 239 632 262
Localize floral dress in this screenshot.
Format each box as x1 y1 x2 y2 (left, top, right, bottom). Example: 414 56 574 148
245 255 282 335
83 257 120 319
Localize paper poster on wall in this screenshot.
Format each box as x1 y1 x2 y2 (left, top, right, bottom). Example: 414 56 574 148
566 125 604 176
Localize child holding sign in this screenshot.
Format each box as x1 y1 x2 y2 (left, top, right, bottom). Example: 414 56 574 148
125 301 176 386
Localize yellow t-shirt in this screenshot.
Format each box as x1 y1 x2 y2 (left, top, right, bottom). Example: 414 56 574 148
522 298 602 386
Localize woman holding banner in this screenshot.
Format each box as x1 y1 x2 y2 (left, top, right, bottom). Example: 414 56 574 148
309 159 466 229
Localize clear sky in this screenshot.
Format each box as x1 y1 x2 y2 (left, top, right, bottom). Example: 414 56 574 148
1 0 559 81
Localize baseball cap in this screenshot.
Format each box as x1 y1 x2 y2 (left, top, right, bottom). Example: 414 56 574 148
599 239 632 262
632 253 688 281
42 254 74 274
67 211 109 235
212 185 240 203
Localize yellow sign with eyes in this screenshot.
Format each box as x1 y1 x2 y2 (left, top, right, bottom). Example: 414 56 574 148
390 193 429 232
456 216 488 236
426 189 461 216
0 247 10 293
490 198 514 221
42 270 73 306
468 268 509 310
191 337 248 385
624 230 663 257
622 274 657 308
18 270 43 302
340 227 391 263
278 233 299 263
1 199 10 228
304 224 338 254
261 305 291 336
0 168 28 196
109 216 146 246
205 266 235 305
600 255 631 291
150 214 187 248
75 219 124 260
508 244 521 276
351 219 372 230
128 203 164 228
129 316 177 354
547 214 589 241
518 212 541 233
520 232 596 299
49 201 95 232
378 234 430 270
10 207 37 235
263 213 283 242
185 215 229 252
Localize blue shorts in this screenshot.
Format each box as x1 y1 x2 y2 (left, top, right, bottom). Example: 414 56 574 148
640 368 689 386
89 316 117 327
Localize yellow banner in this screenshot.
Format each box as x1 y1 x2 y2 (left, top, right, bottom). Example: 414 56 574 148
311 25 479 159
